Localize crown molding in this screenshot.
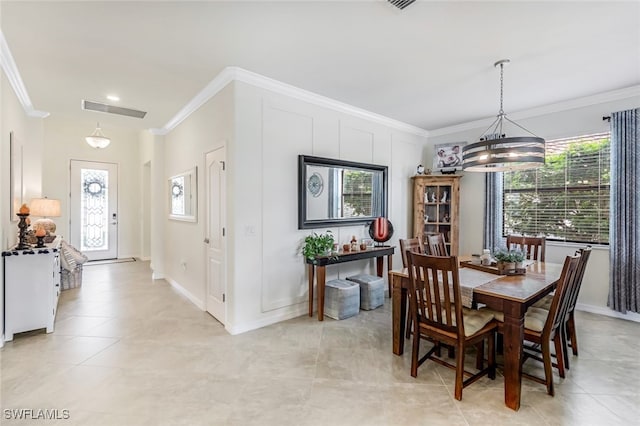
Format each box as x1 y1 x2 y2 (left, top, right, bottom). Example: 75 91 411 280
428 85 640 138
0 30 50 119
154 66 429 138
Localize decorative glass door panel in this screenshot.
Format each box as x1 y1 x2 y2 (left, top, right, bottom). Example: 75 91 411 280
70 161 118 260
80 169 109 251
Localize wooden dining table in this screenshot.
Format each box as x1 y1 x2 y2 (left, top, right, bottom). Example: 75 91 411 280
390 258 563 411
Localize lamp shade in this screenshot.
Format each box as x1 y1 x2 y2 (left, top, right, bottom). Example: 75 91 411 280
29 198 61 218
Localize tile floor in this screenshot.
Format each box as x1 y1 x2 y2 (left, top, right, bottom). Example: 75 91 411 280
1 260 638 425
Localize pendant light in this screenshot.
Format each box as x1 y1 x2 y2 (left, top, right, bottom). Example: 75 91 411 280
85 122 111 149
461 59 545 171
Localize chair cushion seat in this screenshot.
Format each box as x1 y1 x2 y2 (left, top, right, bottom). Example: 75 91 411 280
461 308 496 337
487 307 549 333
532 294 552 310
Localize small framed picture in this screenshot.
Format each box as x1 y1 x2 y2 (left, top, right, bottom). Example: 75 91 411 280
432 142 467 173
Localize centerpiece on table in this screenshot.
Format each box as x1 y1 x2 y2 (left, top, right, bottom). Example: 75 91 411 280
493 249 526 275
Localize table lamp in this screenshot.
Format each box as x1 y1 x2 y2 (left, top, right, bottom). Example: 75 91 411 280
29 197 61 240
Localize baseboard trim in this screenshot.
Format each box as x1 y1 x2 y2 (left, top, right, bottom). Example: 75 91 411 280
225 303 308 335
576 303 640 323
166 277 205 311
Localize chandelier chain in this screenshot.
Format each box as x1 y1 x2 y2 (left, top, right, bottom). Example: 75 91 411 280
498 62 505 116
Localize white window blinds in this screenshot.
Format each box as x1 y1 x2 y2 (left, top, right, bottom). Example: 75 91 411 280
503 132 610 244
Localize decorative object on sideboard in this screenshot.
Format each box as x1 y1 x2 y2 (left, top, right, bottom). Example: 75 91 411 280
461 59 545 172
34 226 46 248
16 204 31 250
29 197 61 242
416 164 425 175
301 230 335 261
85 122 111 148
368 217 394 246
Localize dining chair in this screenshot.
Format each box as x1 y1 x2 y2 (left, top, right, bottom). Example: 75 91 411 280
406 252 497 400
400 237 424 340
400 237 424 269
506 235 546 261
533 246 592 369
490 254 580 396
426 233 448 256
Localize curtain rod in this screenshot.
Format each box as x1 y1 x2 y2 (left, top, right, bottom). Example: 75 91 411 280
603 116 611 122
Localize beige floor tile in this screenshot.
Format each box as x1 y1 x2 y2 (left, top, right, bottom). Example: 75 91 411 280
1 260 638 426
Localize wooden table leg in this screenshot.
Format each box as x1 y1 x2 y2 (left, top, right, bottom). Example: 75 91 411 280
392 274 407 355
317 265 326 321
308 264 315 317
502 301 526 411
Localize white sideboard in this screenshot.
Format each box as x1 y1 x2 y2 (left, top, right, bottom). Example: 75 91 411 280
2 237 61 341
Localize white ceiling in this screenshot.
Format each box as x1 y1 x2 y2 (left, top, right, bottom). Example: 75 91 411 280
2 1 639 132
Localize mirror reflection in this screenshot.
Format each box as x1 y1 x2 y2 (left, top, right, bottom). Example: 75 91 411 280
169 167 197 222
298 156 387 229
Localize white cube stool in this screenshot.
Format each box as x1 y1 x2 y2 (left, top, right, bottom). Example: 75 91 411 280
346 274 385 310
324 279 360 320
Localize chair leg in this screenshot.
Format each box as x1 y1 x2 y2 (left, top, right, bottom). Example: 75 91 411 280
553 334 565 378
411 327 420 378
475 341 484 370
406 317 412 339
454 343 465 401
567 312 578 356
496 333 504 355
561 324 570 370
542 339 555 396
488 332 496 380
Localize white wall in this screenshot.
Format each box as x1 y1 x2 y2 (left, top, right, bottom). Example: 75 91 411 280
162 83 235 308
41 116 142 258
428 96 640 317
1 71 45 345
229 81 423 333
160 78 425 334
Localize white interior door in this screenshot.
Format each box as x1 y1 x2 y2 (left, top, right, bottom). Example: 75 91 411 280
70 160 118 261
205 147 226 324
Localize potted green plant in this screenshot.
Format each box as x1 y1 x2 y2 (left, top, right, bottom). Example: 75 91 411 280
493 249 525 273
302 230 335 262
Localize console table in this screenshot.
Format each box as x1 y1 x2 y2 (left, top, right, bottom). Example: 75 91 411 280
306 246 395 321
2 237 61 341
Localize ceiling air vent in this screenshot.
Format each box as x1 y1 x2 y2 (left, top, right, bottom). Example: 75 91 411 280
82 100 147 119
388 0 416 10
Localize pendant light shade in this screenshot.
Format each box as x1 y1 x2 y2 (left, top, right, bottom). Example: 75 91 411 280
85 122 111 148
462 59 545 172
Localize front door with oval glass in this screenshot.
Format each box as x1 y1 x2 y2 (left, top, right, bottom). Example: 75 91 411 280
70 160 118 260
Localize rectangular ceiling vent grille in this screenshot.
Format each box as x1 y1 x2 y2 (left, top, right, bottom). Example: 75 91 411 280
388 0 416 10
82 100 147 119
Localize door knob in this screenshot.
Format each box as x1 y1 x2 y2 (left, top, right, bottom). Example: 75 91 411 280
204 238 210 244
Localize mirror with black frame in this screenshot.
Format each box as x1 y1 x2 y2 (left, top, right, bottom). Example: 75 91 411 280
298 155 388 229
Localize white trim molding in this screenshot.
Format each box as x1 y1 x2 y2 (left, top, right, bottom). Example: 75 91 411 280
153 66 430 138
225 302 309 335
429 85 640 137
165 277 205 310
576 303 640 323
0 30 50 119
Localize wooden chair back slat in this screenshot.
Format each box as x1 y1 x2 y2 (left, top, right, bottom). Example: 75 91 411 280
407 252 462 337
506 235 546 261
426 233 448 257
544 254 580 339
400 237 424 268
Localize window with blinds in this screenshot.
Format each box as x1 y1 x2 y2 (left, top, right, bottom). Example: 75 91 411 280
503 132 610 244
342 170 373 217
